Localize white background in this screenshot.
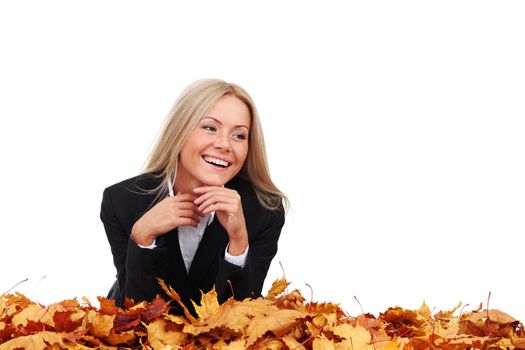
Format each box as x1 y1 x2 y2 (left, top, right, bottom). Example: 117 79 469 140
1 1 524 322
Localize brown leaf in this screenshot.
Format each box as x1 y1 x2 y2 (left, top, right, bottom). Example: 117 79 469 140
0 321 15 343
380 306 426 337
113 313 140 332
142 295 169 322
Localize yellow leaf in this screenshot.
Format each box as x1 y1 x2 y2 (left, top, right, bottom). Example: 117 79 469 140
185 298 275 335
263 339 287 350
281 335 307 350
313 335 335 350
191 287 220 319
105 328 136 346
333 324 375 350
88 310 115 338
11 303 50 327
0 331 65 350
245 309 306 345
417 302 431 320
157 278 197 323
380 338 402 350
267 277 289 299
217 339 247 350
147 318 188 350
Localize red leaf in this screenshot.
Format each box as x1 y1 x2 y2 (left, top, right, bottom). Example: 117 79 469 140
53 310 83 333
113 314 141 332
0 323 15 343
141 295 169 322
97 297 121 315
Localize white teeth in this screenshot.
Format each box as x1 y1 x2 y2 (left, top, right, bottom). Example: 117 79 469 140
204 156 230 167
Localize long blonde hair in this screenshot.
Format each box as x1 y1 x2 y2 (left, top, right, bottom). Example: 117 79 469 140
143 79 287 211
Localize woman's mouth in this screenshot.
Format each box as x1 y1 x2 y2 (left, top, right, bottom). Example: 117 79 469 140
202 155 232 169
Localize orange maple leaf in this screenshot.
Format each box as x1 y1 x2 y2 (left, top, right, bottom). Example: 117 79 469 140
157 278 197 323
245 308 306 346
267 277 290 300
87 309 115 338
146 318 189 348
191 287 221 319
0 331 65 350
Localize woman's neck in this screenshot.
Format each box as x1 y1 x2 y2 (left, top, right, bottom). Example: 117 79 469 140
173 173 203 195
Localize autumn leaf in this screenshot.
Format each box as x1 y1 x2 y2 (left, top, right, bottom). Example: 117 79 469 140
333 324 375 350
218 339 247 350
104 328 136 346
312 335 335 350
1 277 524 350
267 277 290 300
113 313 140 332
97 296 121 315
157 278 197 323
245 308 306 346
53 309 85 332
87 310 115 337
146 318 189 349
141 294 169 322
191 287 221 319
0 331 66 350
11 303 50 328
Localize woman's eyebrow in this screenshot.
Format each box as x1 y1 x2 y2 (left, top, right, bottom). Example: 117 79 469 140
202 116 249 130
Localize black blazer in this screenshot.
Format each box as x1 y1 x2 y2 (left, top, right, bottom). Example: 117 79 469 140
100 172 284 313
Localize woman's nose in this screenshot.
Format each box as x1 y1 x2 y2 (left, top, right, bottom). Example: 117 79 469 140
214 133 231 150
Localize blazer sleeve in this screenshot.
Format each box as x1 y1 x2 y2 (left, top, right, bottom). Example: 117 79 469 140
215 203 285 302
100 186 168 306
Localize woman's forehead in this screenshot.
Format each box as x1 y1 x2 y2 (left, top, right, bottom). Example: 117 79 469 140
203 96 251 128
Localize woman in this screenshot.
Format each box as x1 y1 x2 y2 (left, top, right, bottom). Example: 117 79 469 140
100 79 287 314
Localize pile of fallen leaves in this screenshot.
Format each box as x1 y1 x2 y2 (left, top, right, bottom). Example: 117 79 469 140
1 278 524 349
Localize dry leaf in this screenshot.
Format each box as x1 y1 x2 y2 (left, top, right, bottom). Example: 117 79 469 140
267 277 290 300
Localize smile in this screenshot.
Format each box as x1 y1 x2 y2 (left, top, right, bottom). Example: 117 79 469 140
202 155 232 168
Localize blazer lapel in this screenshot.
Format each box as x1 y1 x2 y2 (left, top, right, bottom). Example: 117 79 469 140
187 217 229 286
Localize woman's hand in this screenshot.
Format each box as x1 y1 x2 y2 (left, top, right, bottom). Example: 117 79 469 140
131 193 202 246
193 186 248 256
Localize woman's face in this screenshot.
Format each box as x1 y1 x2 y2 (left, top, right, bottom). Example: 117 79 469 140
177 95 251 189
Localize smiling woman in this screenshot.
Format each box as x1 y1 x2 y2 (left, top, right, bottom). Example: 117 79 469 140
100 79 287 315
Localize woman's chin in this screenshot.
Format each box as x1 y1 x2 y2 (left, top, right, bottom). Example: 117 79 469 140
198 177 227 187
197 167 242 187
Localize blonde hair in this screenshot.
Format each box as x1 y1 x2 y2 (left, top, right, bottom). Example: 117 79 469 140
143 79 287 211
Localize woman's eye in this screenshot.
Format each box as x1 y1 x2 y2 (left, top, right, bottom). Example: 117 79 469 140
202 125 217 132
233 133 247 140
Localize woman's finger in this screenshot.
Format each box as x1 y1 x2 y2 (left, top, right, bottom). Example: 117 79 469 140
202 202 236 215
177 217 199 227
193 187 238 205
196 194 238 213
175 209 199 219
